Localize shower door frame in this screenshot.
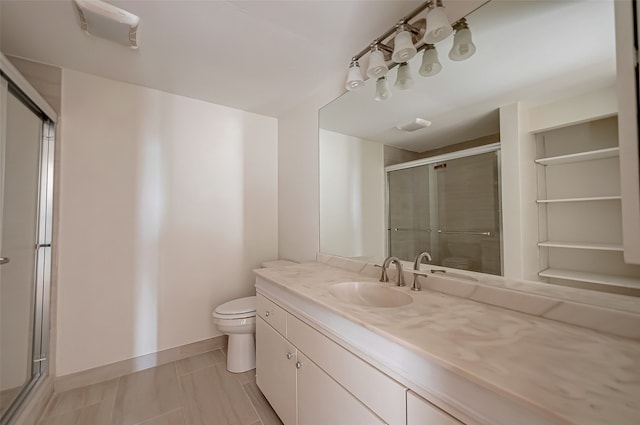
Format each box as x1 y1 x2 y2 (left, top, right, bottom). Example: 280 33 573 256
384 143 502 272
0 54 56 425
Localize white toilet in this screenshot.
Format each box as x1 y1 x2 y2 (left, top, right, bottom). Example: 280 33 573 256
213 259 297 373
213 296 257 373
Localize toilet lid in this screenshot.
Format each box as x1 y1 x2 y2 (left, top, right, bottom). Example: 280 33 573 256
214 296 256 317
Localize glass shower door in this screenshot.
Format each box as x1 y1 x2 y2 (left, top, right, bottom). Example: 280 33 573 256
433 151 501 274
387 147 502 275
0 72 54 424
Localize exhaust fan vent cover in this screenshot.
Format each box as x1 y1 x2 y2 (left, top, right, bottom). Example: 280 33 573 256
73 0 140 49
396 118 432 132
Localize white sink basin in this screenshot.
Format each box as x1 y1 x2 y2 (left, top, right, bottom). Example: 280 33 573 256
328 282 412 308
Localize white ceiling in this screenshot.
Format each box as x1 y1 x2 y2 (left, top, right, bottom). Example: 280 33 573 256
319 0 617 152
0 0 443 117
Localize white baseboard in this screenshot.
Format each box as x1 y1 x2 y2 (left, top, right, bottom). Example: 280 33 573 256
54 335 227 392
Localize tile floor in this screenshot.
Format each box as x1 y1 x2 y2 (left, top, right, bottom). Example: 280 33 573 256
37 349 283 425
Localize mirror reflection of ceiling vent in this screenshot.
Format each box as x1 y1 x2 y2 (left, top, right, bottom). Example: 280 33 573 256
395 118 432 132
73 0 140 49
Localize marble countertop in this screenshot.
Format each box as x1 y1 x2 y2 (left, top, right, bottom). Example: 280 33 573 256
254 262 640 425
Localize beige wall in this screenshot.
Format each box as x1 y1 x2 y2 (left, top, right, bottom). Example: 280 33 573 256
57 70 278 376
319 129 385 260
277 74 346 263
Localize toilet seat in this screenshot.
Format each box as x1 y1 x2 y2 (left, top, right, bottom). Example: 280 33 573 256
213 296 256 320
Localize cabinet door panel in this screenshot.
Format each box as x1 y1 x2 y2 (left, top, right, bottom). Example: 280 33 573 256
297 352 386 425
407 391 464 425
288 313 406 425
256 317 297 425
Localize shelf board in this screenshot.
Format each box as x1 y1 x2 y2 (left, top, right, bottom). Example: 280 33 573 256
536 195 622 203
538 241 624 251
535 147 620 165
539 269 640 289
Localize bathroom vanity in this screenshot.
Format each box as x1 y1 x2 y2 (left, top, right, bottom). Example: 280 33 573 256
254 261 640 425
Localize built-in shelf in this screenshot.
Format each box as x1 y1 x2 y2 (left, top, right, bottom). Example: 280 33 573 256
536 195 622 204
539 268 640 289
535 147 620 165
537 241 624 251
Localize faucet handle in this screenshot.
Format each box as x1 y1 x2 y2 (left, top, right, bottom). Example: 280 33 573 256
378 265 389 282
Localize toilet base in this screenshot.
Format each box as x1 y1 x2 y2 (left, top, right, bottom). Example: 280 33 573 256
226 333 256 373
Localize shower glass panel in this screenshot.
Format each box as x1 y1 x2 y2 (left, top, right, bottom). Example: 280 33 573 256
0 69 54 425
387 148 502 275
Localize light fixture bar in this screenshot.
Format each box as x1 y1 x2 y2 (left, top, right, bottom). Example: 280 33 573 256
349 1 434 63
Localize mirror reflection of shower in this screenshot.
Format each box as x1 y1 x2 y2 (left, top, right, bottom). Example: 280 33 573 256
387 145 502 275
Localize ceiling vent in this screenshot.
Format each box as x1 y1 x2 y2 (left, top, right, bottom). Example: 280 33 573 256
73 0 140 49
395 118 432 132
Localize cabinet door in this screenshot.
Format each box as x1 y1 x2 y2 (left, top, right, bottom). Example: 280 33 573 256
296 352 386 425
407 391 464 425
256 317 297 425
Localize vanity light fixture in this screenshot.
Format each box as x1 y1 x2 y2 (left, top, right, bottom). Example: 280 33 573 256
424 0 453 44
392 24 418 63
367 44 390 78
419 44 442 77
343 0 476 101
374 76 392 101
449 18 476 61
395 62 414 90
345 59 365 91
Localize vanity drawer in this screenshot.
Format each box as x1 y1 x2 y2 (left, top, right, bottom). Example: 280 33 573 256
256 293 287 336
407 391 464 425
287 314 406 425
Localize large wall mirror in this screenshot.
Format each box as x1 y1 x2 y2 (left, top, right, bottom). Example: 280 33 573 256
319 0 640 293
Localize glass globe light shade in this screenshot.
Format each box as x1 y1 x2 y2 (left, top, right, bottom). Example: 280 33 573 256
419 46 442 77
374 76 392 101
394 62 414 90
449 27 476 61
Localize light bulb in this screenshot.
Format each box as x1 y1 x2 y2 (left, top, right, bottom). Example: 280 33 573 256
367 48 388 78
392 28 417 63
419 45 442 77
374 76 392 101
394 62 414 90
345 61 365 91
449 27 476 61
424 6 453 44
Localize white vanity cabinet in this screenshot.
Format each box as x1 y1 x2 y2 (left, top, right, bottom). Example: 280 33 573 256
255 317 297 425
256 292 401 425
296 350 386 425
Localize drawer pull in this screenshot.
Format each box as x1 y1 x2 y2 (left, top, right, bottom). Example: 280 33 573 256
295 361 302 369
286 352 293 360
265 310 271 317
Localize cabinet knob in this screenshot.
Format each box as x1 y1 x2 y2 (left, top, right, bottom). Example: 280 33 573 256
286 352 293 360
295 361 302 369
265 310 271 317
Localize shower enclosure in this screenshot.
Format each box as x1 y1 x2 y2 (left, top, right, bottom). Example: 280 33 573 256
0 56 55 425
387 144 502 275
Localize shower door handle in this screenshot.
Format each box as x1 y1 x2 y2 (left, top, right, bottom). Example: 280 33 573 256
0 257 9 265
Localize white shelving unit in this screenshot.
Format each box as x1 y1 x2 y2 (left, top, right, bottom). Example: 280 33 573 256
537 241 624 251
536 196 622 203
534 147 619 165
539 269 640 289
534 117 640 291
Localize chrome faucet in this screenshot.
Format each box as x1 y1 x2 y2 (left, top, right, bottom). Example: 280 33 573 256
379 256 405 286
413 251 432 270
411 251 432 291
